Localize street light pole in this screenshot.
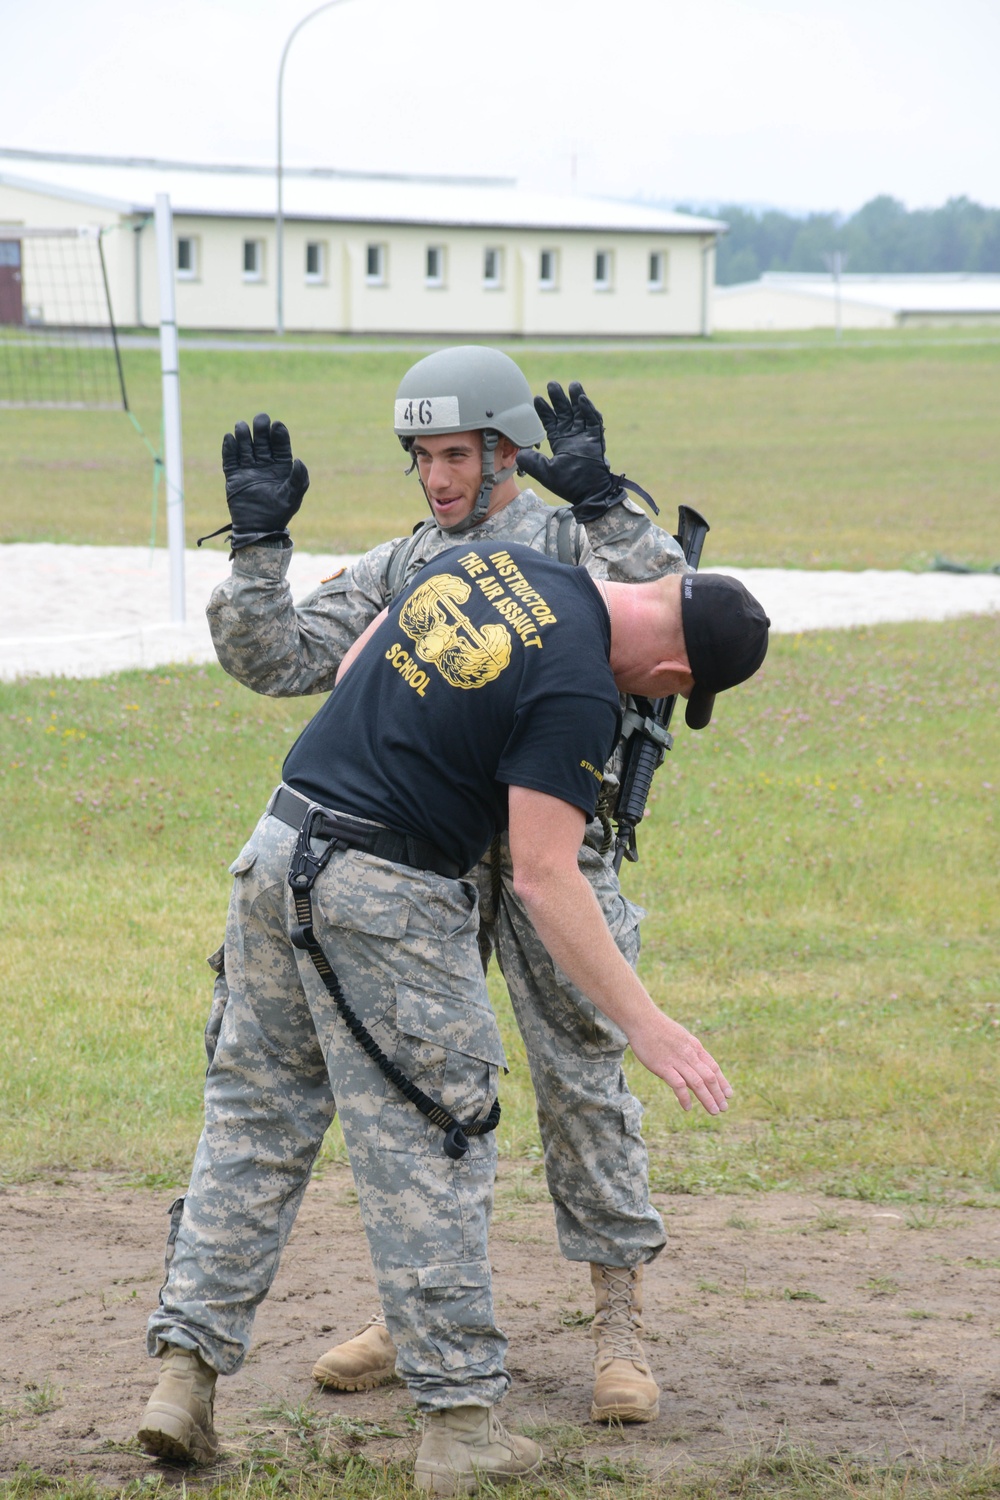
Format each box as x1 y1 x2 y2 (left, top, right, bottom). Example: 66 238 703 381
276 0 355 336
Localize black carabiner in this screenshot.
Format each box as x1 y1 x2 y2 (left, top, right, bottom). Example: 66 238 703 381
287 806 338 893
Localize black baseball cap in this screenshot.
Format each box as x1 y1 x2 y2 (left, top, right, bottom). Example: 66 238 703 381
679 572 770 730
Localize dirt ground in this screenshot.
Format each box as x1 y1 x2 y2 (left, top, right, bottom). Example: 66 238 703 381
2 1166 998 1486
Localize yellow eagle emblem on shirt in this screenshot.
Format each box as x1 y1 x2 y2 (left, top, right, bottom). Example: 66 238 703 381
400 575 511 689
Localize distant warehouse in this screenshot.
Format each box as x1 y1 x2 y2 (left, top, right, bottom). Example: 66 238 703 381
714 272 1000 331
0 149 724 338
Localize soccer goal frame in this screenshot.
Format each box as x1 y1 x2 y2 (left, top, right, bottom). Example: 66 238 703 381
0 224 128 411
0 203 187 622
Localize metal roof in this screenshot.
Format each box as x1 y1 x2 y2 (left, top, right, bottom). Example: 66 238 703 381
0 149 725 237
717 272 1000 313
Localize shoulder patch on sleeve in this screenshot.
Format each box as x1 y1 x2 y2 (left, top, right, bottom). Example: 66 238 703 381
321 568 346 584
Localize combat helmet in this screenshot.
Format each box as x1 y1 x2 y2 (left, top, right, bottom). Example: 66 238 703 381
394 346 544 532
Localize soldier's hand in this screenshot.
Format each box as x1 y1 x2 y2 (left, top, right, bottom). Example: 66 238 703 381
221 413 310 550
625 1009 733 1116
515 381 625 519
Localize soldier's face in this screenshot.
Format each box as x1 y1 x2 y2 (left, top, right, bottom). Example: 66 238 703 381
411 432 484 527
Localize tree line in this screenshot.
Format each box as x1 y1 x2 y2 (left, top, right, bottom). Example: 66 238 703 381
676 196 1000 285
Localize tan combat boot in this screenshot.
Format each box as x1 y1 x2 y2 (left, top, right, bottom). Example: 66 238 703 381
589 1263 660 1423
137 1344 219 1464
311 1311 400 1392
414 1404 543 1496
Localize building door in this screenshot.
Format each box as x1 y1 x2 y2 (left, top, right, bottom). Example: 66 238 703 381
0 241 24 324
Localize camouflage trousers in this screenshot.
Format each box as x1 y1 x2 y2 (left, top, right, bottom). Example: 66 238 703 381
148 803 510 1410
476 834 665 1268
201 824 667 1274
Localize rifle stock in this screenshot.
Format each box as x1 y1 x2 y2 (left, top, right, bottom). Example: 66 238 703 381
611 505 710 873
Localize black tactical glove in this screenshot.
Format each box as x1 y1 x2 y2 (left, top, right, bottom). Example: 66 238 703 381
516 381 658 522
220 412 309 550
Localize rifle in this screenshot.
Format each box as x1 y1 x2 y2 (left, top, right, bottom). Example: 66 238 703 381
612 504 710 873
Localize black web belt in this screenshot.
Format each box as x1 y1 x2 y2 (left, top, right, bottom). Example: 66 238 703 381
271 788 500 1160
271 784 462 879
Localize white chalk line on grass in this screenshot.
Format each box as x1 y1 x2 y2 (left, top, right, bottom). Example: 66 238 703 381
2 544 999 681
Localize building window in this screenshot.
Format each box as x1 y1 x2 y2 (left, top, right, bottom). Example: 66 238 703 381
243 238 264 281
483 247 503 288
176 236 197 279
594 250 613 290
365 242 386 284
425 244 445 287
539 249 558 289
648 251 667 291
305 241 326 283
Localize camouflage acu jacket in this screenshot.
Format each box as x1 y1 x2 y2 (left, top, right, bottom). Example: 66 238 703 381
207 488 688 699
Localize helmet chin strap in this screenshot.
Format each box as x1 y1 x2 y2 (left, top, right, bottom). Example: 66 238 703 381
413 430 516 536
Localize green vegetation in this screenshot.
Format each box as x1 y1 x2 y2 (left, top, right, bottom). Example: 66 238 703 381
2 1436 999 1500
704 194 1000 284
1 333 999 568
2 336 998 1500
2 616 996 1202
620 616 1000 1205
0 333 127 409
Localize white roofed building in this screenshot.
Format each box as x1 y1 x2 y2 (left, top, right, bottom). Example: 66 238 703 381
714 272 1000 331
0 149 724 338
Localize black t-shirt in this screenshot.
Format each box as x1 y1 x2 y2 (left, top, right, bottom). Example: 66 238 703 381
282 541 622 872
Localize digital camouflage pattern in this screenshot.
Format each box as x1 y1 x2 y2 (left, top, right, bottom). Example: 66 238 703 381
207 489 684 698
150 806 510 1410
475 838 662 1263
205 488 688 1271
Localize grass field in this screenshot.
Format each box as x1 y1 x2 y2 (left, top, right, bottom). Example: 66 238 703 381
2 334 999 1499
2 616 996 1201
4 1445 1000 1500
1 331 999 568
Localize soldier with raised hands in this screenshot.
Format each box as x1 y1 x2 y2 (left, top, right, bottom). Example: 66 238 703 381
139 475 769 1485
196 349 717 1426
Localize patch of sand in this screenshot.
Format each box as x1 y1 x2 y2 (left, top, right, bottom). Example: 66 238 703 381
2 544 998 680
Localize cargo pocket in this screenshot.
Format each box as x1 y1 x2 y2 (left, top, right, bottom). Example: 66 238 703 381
416 1259 492 1296
311 869 410 1035
312 864 410 942
400 877 485 999
619 1095 650 1213
404 876 481 942
157 1195 186 1301
577 845 645 965
563 1092 649 1216
378 985 506 1154
228 840 259 878
204 943 228 1066
415 1260 496 1373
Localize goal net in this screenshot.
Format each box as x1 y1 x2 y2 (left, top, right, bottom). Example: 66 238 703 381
0 225 128 410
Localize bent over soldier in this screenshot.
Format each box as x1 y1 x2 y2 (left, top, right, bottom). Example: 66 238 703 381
139 512 770 1490
205 348 692 1422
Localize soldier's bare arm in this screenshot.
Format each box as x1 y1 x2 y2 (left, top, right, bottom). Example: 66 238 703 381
336 606 389 683
507 784 732 1116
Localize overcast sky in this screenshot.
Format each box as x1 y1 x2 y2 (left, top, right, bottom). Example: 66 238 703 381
2 0 997 215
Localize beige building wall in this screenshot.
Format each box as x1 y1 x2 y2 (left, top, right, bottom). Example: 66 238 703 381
153 218 712 336
0 180 119 232
1 178 719 336
0 182 138 326
713 285 893 331
897 309 1000 328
